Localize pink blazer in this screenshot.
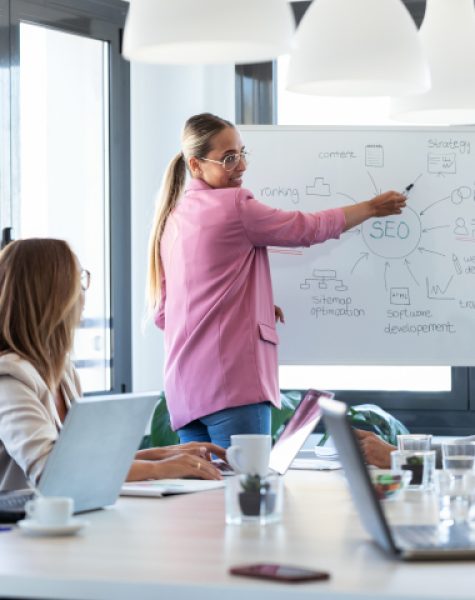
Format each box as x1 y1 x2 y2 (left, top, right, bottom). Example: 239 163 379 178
156 178 346 430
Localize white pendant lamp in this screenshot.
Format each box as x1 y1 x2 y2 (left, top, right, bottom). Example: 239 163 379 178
391 0 475 124
286 0 430 96
122 0 294 65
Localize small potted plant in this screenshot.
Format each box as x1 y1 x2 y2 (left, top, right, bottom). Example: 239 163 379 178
402 455 424 485
238 474 276 517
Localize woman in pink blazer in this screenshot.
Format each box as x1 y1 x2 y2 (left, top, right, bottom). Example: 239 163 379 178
147 113 406 448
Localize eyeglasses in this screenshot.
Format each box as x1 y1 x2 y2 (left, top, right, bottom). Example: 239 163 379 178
80 269 91 291
198 150 249 172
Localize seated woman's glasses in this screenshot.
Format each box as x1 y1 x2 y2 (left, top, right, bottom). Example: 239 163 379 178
80 269 91 291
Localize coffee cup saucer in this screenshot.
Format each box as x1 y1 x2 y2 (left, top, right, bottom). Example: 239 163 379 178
17 517 89 536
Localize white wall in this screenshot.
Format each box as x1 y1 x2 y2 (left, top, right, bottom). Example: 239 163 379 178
130 63 235 391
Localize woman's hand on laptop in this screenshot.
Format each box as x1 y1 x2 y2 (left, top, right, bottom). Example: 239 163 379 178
127 454 223 481
135 442 226 462
354 429 395 468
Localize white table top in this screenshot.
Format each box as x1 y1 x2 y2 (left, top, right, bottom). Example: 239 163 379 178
0 470 474 600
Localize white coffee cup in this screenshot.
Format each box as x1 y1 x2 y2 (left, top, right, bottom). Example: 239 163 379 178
226 434 272 477
25 496 74 526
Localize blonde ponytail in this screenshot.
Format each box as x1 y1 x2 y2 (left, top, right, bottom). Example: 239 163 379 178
147 113 234 316
147 152 186 312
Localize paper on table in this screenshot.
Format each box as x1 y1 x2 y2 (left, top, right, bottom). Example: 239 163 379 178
290 457 341 471
314 446 339 460
120 479 225 497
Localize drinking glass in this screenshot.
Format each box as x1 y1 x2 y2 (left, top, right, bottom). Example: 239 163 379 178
436 470 475 526
397 434 432 452
441 442 475 474
439 442 475 526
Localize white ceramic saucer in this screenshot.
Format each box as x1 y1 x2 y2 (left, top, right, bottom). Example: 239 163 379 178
17 517 89 537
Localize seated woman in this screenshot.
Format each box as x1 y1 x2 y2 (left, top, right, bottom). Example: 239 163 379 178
0 238 224 492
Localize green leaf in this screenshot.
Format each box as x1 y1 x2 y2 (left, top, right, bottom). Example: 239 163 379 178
138 434 152 450
271 391 302 442
148 392 180 447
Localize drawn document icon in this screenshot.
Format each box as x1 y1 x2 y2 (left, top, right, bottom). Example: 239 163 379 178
427 153 456 174
365 145 384 168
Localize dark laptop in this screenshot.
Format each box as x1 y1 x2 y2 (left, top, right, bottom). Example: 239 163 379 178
217 389 334 476
0 392 158 522
320 396 475 560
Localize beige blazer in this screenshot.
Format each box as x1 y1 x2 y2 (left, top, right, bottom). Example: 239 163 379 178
0 352 81 492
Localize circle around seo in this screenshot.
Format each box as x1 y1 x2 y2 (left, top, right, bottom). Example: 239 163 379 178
361 206 422 259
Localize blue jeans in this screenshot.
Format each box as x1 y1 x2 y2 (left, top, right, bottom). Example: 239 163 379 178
177 402 272 449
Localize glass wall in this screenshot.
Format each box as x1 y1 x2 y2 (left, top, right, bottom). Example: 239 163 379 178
1 0 131 395
19 23 111 392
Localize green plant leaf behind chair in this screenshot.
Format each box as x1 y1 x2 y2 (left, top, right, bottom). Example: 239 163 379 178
271 391 302 442
140 392 179 450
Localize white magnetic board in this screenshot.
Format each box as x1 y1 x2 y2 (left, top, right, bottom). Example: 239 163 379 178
240 126 475 366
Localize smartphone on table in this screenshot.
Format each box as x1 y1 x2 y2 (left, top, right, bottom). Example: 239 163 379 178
229 563 330 583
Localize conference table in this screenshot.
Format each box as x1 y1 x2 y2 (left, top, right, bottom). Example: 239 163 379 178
0 470 474 600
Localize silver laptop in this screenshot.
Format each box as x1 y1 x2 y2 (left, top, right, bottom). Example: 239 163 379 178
320 397 475 561
217 389 333 476
0 392 158 518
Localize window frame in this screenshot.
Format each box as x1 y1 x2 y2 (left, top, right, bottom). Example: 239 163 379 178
1 0 131 394
235 0 475 435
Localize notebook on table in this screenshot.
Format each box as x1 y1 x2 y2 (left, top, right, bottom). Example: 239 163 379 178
291 445 341 471
120 479 224 497
0 392 158 522
320 396 475 561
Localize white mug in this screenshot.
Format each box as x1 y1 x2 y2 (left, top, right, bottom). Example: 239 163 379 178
226 434 271 477
25 496 74 526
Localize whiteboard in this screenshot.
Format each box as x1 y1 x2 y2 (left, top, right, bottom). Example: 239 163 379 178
240 126 475 366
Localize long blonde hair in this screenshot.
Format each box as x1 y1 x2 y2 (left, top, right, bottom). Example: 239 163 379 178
0 238 82 389
147 112 234 312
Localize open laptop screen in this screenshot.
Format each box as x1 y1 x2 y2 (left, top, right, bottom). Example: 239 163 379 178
269 389 334 476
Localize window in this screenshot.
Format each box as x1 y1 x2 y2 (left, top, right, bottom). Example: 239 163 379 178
19 24 110 392
2 0 131 394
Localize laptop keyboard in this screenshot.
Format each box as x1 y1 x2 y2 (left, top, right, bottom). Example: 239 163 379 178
213 459 234 474
394 524 475 550
0 490 35 522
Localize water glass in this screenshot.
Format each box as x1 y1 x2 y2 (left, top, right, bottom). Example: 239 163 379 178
441 442 475 474
390 450 436 491
397 434 432 452
436 470 475 526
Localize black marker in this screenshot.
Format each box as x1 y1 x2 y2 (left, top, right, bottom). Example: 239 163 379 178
402 183 414 195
